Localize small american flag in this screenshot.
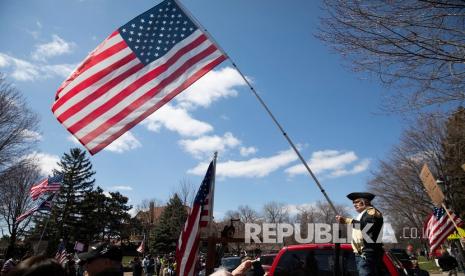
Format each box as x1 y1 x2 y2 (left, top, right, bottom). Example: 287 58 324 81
55 241 68 264
424 207 463 253
30 174 63 200
137 235 145 254
52 0 226 155
176 159 215 276
16 194 55 223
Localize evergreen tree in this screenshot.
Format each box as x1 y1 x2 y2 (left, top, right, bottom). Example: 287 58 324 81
152 194 187 253
47 148 96 249
442 107 465 217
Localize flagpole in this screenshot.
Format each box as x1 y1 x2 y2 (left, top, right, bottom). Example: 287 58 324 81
36 214 51 253
208 152 217 236
174 0 337 213
441 203 465 238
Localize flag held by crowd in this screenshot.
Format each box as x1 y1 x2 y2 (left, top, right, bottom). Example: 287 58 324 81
137 235 145 254
16 194 55 223
52 0 226 155
424 207 463 253
176 158 215 276
55 240 68 264
30 174 63 200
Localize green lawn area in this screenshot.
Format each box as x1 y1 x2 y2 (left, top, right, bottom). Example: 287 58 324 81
123 256 135 266
417 256 441 273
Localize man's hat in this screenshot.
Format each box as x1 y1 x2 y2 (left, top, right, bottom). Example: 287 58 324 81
77 242 122 263
347 192 375 201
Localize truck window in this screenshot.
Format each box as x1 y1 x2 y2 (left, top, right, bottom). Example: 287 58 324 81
273 249 390 276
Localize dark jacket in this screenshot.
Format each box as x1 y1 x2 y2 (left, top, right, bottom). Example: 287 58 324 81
438 254 458 271
349 206 384 254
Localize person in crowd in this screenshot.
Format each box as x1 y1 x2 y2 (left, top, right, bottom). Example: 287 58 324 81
1 257 17 275
130 256 142 276
143 255 150 275
76 259 85 276
146 255 155 276
77 242 123 276
336 192 384 276
6 255 65 276
438 248 458 276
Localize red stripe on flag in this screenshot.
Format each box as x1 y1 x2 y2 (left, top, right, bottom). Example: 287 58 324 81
55 37 126 100
56 59 143 123
53 49 136 114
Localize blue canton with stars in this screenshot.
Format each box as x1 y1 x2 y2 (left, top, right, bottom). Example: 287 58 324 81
433 207 445 220
119 0 197 65
194 161 214 205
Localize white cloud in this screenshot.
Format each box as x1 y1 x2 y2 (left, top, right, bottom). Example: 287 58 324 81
68 131 142 153
176 67 245 109
104 132 142 153
188 149 298 178
23 152 60 176
240 146 257 157
179 132 241 158
21 129 42 141
31 35 75 61
285 150 370 178
108 185 133 191
285 203 316 216
142 104 213 137
0 53 75 82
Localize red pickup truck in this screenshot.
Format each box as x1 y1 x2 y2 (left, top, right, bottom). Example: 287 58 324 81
268 244 408 276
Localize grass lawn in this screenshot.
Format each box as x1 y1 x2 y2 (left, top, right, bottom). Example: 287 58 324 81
417 256 441 273
123 256 135 266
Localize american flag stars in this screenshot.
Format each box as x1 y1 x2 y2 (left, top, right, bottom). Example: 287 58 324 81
119 0 197 65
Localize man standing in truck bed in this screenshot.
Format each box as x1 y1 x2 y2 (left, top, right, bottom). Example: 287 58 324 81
336 192 384 276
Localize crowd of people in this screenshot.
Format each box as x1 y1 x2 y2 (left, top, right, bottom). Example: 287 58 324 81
129 254 176 276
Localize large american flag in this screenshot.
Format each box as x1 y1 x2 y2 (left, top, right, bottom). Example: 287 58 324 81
30 174 63 200
424 207 463 253
16 194 55 223
52 0 226 155
176 159 215 276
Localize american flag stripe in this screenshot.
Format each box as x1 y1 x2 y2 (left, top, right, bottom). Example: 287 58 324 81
177 158 215 276
178 206 201 276
55 32 124 99
54 54 140 119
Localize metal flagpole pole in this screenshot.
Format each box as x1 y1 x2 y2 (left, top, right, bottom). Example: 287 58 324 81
208 152 218 236
174 0 338 213
36 215 51 253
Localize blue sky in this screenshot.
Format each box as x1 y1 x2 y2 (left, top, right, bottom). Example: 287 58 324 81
0 0 405 218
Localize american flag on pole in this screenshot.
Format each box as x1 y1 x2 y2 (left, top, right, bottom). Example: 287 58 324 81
52 0 226 155
30 174 63 201
16 194 55 223
176 158 215 276
423 207 463 253
55 241 68 264
137 235 145 254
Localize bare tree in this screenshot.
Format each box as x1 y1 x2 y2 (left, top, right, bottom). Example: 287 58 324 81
237 205 259 223
318 1 465 112
262 202 290 223
172 177 196 206
368 113 447 233
0 74 39 171
0 159 41 257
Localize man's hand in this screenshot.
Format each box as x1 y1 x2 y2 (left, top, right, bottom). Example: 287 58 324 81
232 260 252 276
335 215 345 223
